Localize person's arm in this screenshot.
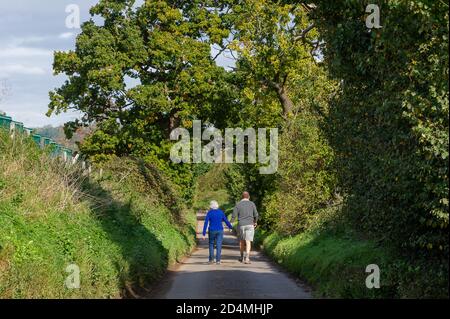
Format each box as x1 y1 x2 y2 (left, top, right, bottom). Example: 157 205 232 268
253 203 259 225
222 212 233 230
230 205 238 223
202 212 210 237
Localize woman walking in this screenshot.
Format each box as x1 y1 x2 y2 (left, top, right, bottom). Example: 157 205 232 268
202 200 233 264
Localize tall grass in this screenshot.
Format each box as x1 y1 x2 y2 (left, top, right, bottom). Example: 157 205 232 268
0 130 195 298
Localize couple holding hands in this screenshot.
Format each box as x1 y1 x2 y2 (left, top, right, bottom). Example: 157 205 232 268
202 191 258 265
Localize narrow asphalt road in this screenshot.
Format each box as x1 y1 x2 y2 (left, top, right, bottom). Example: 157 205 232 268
149 212 312 299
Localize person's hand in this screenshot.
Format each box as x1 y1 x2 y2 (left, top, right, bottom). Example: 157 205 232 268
202 235 206 240
254 223 258 228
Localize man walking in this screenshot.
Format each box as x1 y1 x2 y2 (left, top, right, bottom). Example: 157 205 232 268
231 191 258 264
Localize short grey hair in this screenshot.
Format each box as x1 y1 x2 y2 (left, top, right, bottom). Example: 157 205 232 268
210 200 219 210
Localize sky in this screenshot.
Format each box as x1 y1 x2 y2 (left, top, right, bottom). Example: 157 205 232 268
0 0 234 128
0 0 100 127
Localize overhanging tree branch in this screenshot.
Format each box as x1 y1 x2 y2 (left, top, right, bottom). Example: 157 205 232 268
293 23 315 42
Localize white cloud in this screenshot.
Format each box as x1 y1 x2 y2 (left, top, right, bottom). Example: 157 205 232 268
0 46 52 58
10 36 47 46
59 32 74 39
0 64 46 76
0 0 100 126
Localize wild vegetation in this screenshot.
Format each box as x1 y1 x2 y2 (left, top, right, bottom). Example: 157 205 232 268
0 0 447 298
224 0 449 297
0 131 195 298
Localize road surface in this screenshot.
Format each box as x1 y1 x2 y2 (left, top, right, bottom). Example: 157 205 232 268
149 212 312 299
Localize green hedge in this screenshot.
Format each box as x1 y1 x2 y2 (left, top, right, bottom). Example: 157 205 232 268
312 0 448 259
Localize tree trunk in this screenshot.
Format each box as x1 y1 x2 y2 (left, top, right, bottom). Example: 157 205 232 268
275 85 294 117
268 80 294 118
167 109 180 137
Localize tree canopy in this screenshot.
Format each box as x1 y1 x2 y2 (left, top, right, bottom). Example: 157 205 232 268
49 0 235 161
50 0 448 279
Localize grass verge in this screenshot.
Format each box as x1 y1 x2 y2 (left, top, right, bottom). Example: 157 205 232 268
0 131 195 298
254 228 449 298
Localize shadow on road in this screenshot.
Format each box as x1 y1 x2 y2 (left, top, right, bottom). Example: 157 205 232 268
150 268 312 299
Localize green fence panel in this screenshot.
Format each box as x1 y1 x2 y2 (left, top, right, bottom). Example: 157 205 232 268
0 115 12 130
43 137 51 147
56 144 63 155
49 142 62 156
12 121 24 133
32 134 42 146
24 127 33 135
2 113 77 162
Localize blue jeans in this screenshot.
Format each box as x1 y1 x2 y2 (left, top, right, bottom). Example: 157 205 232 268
208 230 224 262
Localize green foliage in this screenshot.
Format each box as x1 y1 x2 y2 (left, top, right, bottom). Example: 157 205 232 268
224 163 277 213
49 0 238 201
311 0 449 258
220 1 338 235
223 164 248 204
43 0 448 298
262 111 337 234
49 0 232 134
193 164 233 213
0 132 195 298
219 0 448 297
255 228 448 298
230 0 320 120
